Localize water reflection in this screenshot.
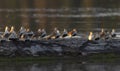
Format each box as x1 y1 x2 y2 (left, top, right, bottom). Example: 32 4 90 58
0 8 120 32
0 62 120 71
0 0 120 32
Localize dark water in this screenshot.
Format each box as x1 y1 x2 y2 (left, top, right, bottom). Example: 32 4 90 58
0 62 120 71
0 0 120 33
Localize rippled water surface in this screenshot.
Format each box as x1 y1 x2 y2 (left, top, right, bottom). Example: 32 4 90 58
1 7 120 32
0 61 120 71
0 0 120 33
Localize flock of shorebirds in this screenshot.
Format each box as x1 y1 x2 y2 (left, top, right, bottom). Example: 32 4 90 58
0 26 78 41
0 26 119 41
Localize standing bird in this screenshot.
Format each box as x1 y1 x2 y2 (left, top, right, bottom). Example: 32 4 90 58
62 29 68 37
2 26 10 39
19 27 26 38
33 29 41 39
40 29 47 38
25 29 34 40
9 26 18 40
94 32 100 40
99 28 106 39
88 32 94 41
68 29 77 37
52 28 61 39
111 29 116 38
55 30 61 39
47 28 61 39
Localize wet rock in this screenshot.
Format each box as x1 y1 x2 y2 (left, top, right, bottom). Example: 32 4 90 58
0 38 119 57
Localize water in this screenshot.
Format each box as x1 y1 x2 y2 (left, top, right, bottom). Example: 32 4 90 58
0 0 120 33
0 61 120 71
1 7 120 32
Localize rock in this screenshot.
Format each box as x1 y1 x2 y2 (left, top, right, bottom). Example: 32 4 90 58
0 38 119 57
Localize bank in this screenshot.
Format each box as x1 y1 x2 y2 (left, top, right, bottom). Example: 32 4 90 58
0 53 119 63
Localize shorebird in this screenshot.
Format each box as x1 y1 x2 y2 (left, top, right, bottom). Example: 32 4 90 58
111 29 116 37
33 29 41 39
94 32 100 40
9 26 18 40
88 32 93 41
40 29 47 38
52 28 61 39
62 29 68 37
25 29 34 40
47 28 61 39
100 28 106 38
68 29 77 37
19 27 26 38
2 26 10 39
55 30 61 39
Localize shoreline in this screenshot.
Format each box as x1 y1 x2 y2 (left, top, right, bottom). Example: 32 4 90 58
0 53 120 63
